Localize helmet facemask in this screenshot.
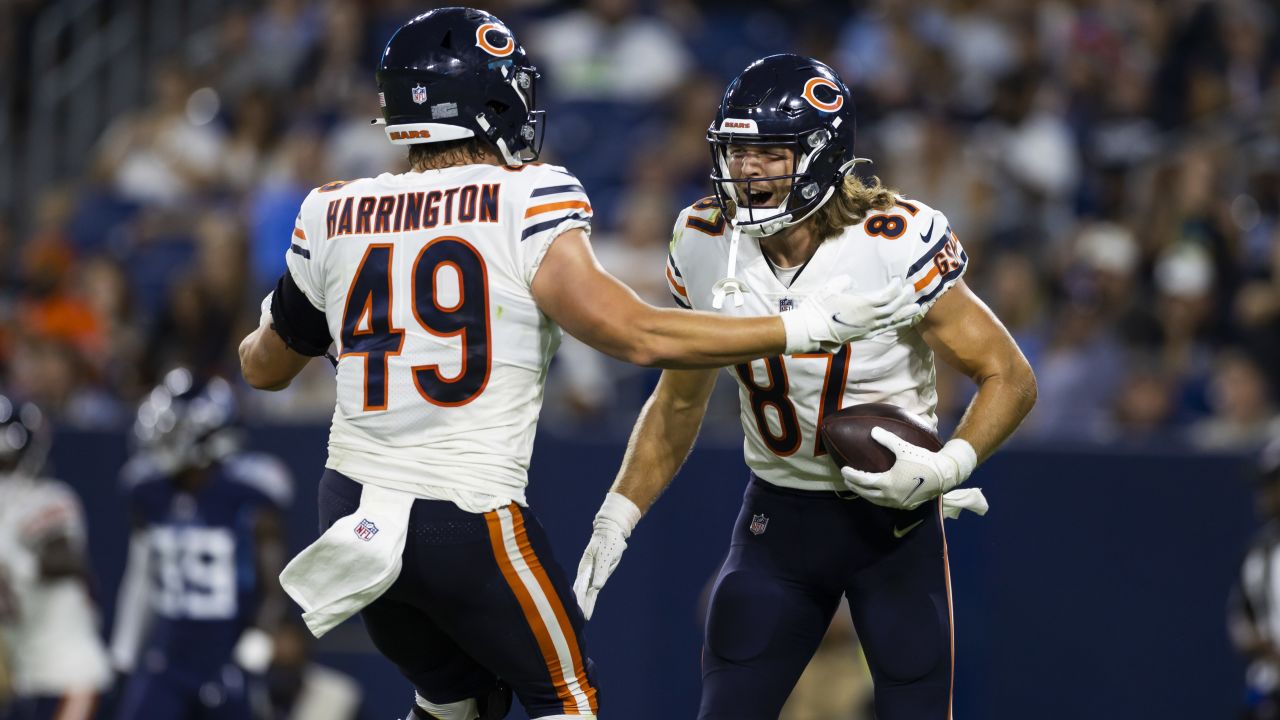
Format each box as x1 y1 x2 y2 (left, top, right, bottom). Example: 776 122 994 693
708 121 850 237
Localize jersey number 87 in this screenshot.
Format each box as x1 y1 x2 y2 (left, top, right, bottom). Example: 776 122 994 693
340 236 492 410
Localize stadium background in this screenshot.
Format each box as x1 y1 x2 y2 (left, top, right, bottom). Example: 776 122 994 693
0 0 1276 717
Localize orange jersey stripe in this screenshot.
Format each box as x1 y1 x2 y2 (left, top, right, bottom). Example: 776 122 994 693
509 508 599 714
913 264 940 292
293 227 306 241
525 200 592 218
666 266 689 298
484 508 580 715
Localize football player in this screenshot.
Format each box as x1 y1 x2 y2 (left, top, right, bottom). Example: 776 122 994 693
110 369 291 720
574 54 1038 719
0 395 112 720
235 9 918 720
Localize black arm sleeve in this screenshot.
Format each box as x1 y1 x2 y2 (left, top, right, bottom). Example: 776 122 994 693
270 271 333 357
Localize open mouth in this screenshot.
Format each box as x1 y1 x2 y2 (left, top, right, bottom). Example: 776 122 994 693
744 188 776 208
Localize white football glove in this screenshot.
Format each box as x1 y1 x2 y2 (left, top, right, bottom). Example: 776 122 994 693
780 277 921 354
841 428 979 510
573 493 642 621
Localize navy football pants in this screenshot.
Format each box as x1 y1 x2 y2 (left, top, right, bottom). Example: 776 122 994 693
319 470 599 718
700 477 953 720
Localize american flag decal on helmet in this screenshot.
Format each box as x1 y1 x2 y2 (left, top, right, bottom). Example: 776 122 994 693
355 518 379 541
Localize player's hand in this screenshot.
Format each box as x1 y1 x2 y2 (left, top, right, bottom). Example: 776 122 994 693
840 428 978 510
573 493 641 621
781 277 920 354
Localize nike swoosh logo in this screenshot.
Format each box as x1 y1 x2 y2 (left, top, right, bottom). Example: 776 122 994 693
920 217 935 243
901 477 926 504
893 519 924 538
831 313 858 327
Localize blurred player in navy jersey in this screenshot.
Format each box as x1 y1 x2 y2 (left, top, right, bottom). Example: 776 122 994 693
575 55 1038 719
236 8 920 720
109 369 291 720
0 395 112 720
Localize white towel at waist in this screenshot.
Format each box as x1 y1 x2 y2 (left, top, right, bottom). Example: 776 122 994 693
279 483 413 637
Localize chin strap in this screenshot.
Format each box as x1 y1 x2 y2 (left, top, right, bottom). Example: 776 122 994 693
711 225 746 309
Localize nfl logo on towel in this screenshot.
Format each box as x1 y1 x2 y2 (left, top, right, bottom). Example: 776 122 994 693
354 518 379 541
411 84 427 104
749 514 769 535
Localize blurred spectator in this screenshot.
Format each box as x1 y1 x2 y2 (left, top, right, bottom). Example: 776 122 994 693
1193 350 1280 450
144 214 251 381
93 65 225 207
529 0 693 102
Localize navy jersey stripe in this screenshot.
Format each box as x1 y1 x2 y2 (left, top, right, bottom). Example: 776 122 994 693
521 212 589 241
290 243 311 259
531 184 585 197
906 228 951 277
671 292 691 309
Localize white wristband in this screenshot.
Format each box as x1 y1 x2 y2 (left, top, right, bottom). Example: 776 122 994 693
779 310 818 355
595 492 642 538
939 438 978 490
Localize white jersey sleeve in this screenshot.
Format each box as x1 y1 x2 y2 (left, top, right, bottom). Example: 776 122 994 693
284 187 335 311
881 198 968 312
518 170 593 285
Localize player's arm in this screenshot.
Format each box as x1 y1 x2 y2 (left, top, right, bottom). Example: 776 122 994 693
918 281 1037 460
840 281 1036 509
531 229 918 368
240 271 330 390
573 367 718 619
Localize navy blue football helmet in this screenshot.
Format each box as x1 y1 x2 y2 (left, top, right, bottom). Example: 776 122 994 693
133 369 241 476
376 7 542 165
707 54 859 237
0 395 48 477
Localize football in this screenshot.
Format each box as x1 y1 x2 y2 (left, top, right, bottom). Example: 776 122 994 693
819 403 942 472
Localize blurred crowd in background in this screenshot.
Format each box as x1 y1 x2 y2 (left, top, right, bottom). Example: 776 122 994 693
1 0 1279 450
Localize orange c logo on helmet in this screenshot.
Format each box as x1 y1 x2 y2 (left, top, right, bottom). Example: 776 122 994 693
802 77 844 113
475 23 515 57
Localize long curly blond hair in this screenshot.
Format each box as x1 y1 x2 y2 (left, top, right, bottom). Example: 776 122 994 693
808 174 898 241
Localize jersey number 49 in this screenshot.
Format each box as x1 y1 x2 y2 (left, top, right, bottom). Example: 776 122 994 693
340 236 492 410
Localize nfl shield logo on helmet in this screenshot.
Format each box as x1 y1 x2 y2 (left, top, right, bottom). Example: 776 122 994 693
749 513 769 535
411 84 428 105
354 518 379 541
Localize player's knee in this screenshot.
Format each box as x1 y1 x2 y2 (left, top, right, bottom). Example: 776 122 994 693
705 570 783 662
865 593 948 684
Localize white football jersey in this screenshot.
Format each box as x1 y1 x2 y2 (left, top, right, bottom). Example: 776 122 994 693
666 195 968 492
288 164 592 507
0 476 111 694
